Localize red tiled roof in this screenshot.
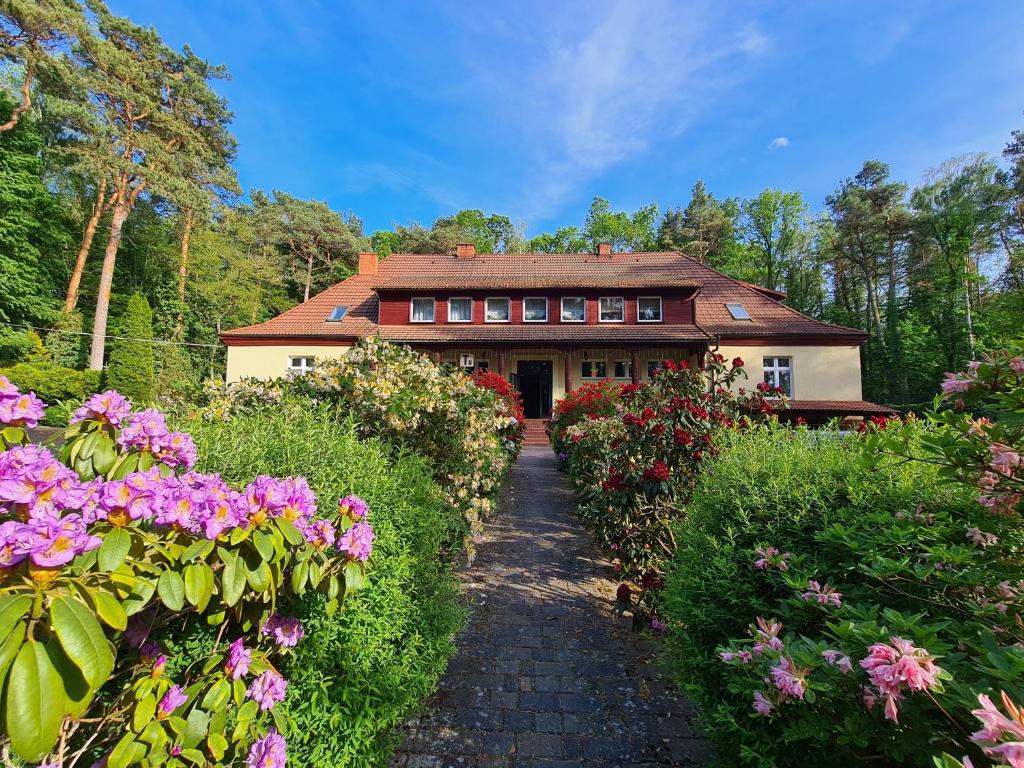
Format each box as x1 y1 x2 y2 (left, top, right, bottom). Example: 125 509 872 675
221 251 866 342
784 400 898 415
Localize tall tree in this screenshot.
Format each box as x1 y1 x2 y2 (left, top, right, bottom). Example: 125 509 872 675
739 189 806 292
658 180 739 267
583 196 658 251
527 225 588 253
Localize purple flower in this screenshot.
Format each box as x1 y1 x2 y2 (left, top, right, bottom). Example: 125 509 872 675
0 391 46 429
155 432 197 470
0 445 84 520
302 518 335 550
157 685 187 718
70 390 133 427
0 376 17 398
117 408 171 454
225 637 251 680
262 615 304 648
337 495 369 520
25 514 100 567
650 616 668 632
337 521 374 562
124 616 150 648
246 728 287 768
246 670 287 711
243 476 316 526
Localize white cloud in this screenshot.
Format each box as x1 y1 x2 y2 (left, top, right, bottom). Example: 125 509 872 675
769 136 791 149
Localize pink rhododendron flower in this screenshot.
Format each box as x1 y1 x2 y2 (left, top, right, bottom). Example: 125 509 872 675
157 685 187 718
0 391 46 429
967 527 999 547
301 518 335 550
801 580 842 607
225 637 252 680
1011 357 1024 375
650 616 668 632
156 432 198 470
71 391 132 427
970 691 1024 767
751 617 784 655
990 444 1022 478
753 690 773 716
941 372 974 395
859 636 943 723
338 495 369 520
770 656 808 700
24 514 100 567
337 521 374 562
247 670 287 710
246 728 287 768
720 650 753 664
243 476 316 526
821 649 853 674
753 547 789 572
262 615 304 648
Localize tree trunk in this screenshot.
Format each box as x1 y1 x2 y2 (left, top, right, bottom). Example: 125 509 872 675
304 251 313 302
963 271 976 360
88 199 130 371
64 183 108 312
174 208 195 339
0 62 33 134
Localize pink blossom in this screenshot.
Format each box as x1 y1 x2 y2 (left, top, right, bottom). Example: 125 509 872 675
243 476 316 525
157 685 187 718
801 580 843 607
650 616 668 632
247 670 287 711
0 392 46 429
970 692 1024 766
967 527 999 547
338 495 369 520
753 546 789 572
1010 357 1024 375
301 518 335 550
225 637 251 680
0 376 16 397
71 391 132 427
770 656 808 700
990 444 1022 478
752 691 773 716
246 728 287 768
941 372 974 395
156 432 198 470
751 617 784 655
337 521 374 562
719 650 753 664
262 615 304 648
859 637 943 723
24 514 100 567
821 649 853 674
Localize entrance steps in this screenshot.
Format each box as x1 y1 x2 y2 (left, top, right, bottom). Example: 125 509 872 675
522 418 550 448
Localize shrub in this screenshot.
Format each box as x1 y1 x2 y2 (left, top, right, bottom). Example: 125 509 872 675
546 379 624 455
470 368 526 452
0 380 375 767
662 349 1024 767
0 361 102 404
107 291 155 403
0 328 39 365
47 309 88 368
183 407 465 767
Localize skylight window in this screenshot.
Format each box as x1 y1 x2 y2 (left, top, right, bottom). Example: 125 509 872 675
725 303 751 320
326 306 349 321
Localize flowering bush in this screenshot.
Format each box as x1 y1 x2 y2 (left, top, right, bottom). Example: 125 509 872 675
555 354 779 614
0 377 374 767
469 369 526 453
546 379 624 456
663 348 1024 767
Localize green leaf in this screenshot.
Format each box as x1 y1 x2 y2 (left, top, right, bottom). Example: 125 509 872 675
207 732 229 761
344 561 366 591
252 530 275 561
6 640 65 762
108 732 147 768
180 538 214 563
184 563 214 611
245 559 272 593
181 707 211 749
157 570 186 611
99 528 132 571
50 595 115 689
92 436 117 475
0 594 32 639
91 590 128 631
0 619 25 690
180 748 206 765
133 694 157 732
235 698 258 721
290 559 309 593
47 638 93 718
220 552 246 607
201 678 230 711
276 518 303 546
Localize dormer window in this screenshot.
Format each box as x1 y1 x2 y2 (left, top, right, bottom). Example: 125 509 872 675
637 297 663 322
448 297 472 322
523 297 548 322
599 297 624 322
326 306 348 322
485 297 510 322
561 297 586 322
410 297 435 323
726 302 751 320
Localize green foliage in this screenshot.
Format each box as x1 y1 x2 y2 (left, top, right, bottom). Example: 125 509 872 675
0 329 38 365
183 407 465 768
0 361 102 403
46 310 88 368
106 292 155 403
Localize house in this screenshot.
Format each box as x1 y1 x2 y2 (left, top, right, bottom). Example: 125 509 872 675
220 243 894 424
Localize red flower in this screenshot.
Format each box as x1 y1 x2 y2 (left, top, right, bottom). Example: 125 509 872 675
616 583 632 603
673 428 693 446
643 461 671 482
732 357 744 368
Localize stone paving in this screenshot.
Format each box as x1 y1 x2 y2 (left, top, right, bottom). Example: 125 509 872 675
391 447 710 768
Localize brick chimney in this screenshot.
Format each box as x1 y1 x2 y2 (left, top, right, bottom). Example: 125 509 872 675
597 242 612 256
456 242 476 258
358 251 378 276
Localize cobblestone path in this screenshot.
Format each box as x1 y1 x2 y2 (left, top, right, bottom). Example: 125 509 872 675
391 447 710 768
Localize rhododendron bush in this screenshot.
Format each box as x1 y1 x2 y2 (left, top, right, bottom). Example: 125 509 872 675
0 379 373 767
554 354 780 618
203 339 518 548
662 348 1024 767
546 379 624 456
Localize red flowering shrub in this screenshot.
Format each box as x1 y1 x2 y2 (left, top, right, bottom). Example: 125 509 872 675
556 354 780 610
547 380 624 454
471 369 526 452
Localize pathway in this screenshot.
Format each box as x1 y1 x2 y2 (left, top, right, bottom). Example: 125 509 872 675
391 447 710 768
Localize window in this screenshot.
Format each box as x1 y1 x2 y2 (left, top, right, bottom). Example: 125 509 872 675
614 360 632 379
763 356 793 396
599 297 624 322
448 297 472 322
647 360 662 378
561 297 586 322
326 306 348 322
637 297 663 322
410 297 435 322
476 360 489 372
523 297 548 322
581 360 607 379
485 297 510 322
726 303 751 320
288 356 315 376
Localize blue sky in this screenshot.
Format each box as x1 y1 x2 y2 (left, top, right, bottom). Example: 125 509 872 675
110 0 1024 236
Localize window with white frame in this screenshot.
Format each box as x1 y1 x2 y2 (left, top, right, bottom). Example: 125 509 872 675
448 297 472 322
763 356 793 396
288 356 315 375
637 297 663 322
613 360 632 379
523 297 548 322
410 297 435 322
581 360 607 379
599 297 624 322
561 297 586 322
485 297 510 322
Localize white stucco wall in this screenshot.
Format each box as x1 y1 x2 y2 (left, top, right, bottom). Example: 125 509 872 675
225 345 352 383
715 344 863 400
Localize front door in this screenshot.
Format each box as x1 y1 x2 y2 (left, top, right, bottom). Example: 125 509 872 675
516 360 553 419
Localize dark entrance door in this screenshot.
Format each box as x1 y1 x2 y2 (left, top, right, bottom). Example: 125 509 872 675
516 360 553 419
